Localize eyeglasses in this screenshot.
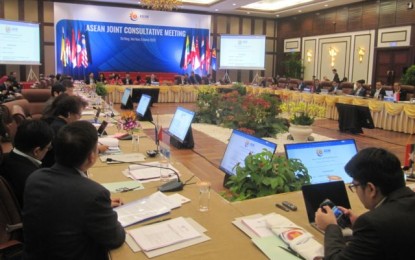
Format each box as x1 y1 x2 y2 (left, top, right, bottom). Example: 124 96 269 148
348 182 361 193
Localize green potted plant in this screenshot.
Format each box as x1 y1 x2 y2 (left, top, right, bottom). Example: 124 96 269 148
401 65 415 86
283 52 305 79
280 101 325 141
95 82 108 97
224 150 311 201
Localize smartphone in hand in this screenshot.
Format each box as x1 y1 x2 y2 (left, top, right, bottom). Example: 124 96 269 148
320 199 351 228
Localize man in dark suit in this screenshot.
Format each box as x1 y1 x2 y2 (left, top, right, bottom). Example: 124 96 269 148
23 121 125 260
189 71 201 85
370 81 386 99
328 81 342 94
352 79 367 97
0 120 53 207
332 68 340 83
176 74 189 85
84 72 96 85
122 72 133 85
316 148 415 259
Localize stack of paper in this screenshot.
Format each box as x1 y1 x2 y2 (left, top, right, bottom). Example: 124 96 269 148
114 191 180 227
99 137 121 154
233 213 323 260
126 217 210 258
127 162 180 183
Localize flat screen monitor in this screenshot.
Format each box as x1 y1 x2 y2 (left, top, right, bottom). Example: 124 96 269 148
168 107 195 149
121 88 132 108
136 94 152 122
0 19 40 65
220 129 277 176
284 139 358 184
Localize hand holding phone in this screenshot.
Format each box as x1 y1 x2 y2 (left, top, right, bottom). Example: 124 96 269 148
320 199 351 228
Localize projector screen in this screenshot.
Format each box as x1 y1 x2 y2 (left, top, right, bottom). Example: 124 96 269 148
0 19 40 65
219 35 266 70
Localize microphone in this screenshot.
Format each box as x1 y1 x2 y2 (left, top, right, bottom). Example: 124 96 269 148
105 158 183 192
148 121 160 154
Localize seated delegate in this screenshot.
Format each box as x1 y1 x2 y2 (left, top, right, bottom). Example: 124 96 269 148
315 147 415 259
23 121 125 259
0 119 53 207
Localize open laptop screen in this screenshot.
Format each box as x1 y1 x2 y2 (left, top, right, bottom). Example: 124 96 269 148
136 94 151 118
220 129 277 176
168 107 195 143
284 139 357 184
302 181 351 225
121 88 131 106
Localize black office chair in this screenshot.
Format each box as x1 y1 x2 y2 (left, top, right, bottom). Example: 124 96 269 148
0 166 23 259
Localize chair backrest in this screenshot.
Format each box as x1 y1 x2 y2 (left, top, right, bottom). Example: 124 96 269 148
0 176 22 243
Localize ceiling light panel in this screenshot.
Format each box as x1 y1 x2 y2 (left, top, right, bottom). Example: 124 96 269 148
241 0 314 11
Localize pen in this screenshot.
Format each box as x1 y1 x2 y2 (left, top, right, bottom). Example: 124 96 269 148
120 186 141 192
278 246 305 260
144 218 171 226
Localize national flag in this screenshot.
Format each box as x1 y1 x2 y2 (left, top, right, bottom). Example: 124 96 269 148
158 125 163 144
71 29 77 68
193 36 201 70
186 35 192 66
205 36 211 72
65 38 71 67
60 28 66 67
211 42 217 71
190 36 195 68
405 144 415 167
200 37 205 71
76 31 82 68
80 34 88 68
180 35 190 69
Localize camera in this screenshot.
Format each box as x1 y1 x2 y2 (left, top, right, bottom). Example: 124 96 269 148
320 199 351 228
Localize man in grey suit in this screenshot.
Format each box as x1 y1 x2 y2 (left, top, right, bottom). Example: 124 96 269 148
23 121 125 260
316 148 415 259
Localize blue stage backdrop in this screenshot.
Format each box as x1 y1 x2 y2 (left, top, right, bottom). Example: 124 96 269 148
54 3 212 80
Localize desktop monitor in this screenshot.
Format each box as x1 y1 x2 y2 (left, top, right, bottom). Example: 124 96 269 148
220 129 277 187
168 107 195 149
136 94 153 122
120 88 133 109
284 139 358 184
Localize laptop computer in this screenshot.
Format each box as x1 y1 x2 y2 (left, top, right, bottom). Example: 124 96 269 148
220 129 277 188
301 181 351 233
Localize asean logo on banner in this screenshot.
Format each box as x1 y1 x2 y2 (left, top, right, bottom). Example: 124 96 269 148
130 11 138 21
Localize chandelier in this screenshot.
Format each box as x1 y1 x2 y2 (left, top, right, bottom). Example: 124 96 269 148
140 0 182 11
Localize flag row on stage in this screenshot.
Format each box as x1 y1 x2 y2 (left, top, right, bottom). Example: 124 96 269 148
180 34 216 75
59 27 91 69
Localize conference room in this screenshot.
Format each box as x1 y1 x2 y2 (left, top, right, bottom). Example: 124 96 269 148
1 0 415 259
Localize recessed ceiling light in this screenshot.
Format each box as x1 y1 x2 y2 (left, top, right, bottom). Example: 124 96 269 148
232 3 236 6
215 9 219 11
276 14 280 17
324 4 328 7
298 10 302 12
247 11 251 14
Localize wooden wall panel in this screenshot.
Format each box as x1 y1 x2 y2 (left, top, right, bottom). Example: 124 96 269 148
323 11 336 34
313 14 324 35
348 6 362 31
362 1 378 29
335 7 348 33
379 1 396 27
396 0 415 25
300 14 313 36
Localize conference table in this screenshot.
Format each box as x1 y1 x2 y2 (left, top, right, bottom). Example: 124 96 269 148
275 89 415 134
88 120 369 260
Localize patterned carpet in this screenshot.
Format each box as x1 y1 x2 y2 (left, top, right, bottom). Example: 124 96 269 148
140 114 332 154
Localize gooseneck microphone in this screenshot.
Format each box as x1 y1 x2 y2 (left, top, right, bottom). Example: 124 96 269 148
105 158 183 192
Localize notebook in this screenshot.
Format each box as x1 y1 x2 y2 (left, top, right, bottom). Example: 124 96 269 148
301 181 351 233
